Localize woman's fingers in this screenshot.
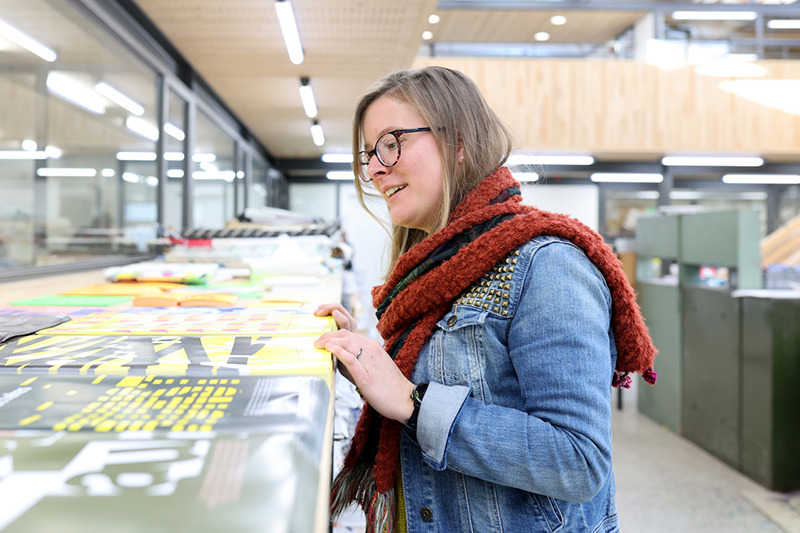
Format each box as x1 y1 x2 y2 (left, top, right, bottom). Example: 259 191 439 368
314 303 356 331
316 331 413 423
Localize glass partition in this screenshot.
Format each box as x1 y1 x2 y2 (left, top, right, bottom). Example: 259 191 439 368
251 155 269 209
0 0 157 267
164 89 187 232
0 0 272 275
191 110 236 229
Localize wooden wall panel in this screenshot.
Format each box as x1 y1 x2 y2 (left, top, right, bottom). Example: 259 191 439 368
412 57 800 158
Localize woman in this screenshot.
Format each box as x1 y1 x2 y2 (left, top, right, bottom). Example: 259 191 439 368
315 66 656 533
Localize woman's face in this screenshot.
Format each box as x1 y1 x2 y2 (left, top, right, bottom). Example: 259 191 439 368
361 95 445 234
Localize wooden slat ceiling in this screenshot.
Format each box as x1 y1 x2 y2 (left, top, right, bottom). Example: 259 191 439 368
130 0 647 160
432 10 644 44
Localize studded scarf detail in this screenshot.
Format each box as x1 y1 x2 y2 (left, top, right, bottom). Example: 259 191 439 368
330 167 657 532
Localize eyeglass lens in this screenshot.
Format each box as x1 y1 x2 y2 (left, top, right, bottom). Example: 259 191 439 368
375 133 400 167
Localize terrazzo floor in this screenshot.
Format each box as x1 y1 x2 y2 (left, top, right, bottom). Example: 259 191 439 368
333 393 800 532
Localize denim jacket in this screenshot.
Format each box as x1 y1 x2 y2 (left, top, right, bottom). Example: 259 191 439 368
401 235 619 532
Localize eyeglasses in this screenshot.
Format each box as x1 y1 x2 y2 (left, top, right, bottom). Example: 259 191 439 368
357 127 432 182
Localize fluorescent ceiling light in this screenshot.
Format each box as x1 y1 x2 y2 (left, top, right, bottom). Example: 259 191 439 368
125 116 159 141
116 151 156 161
299 78 317 118
94 82 144 116
767 19 800 30
145 176 159 187
534 32 550 42
164 151 185 161
47 72 106 115
327 171 355 180
167 169 184 178
36 167 97 177
275 0 304 65
21 139 37 151
311 121 325 146
164 123 185 141
507 154 594 166
122 172 140 183
101 168 115 177
591 173 663 183
322 153 353 163
0 17 57 62
45 146 62 159
722 174 800 185
672 11 757 21
192 153 216 163
117 151 154 162
193 171 236 181
662 156 763 167
0 150 47 160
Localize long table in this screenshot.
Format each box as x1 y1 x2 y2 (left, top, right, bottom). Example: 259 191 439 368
0 269 340 532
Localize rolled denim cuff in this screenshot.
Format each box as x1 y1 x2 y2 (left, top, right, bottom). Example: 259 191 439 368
417 381 471 470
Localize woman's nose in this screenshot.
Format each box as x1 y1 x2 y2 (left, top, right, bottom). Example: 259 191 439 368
367 154 387 180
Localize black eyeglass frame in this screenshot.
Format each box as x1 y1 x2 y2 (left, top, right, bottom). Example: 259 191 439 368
357 127 432 182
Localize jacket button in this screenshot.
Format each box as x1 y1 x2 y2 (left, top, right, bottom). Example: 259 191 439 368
446 315 457 327
420 507 434 521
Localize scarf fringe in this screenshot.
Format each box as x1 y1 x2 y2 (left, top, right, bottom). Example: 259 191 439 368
330 463 396 533
366 488 396 533
330 462 374 519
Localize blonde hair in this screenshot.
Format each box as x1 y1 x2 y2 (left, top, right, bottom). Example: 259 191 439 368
352 66 514 274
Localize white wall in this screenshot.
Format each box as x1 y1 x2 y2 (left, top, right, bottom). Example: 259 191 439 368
520 183 600 231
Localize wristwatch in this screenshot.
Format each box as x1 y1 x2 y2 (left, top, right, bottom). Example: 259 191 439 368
403 382 429 444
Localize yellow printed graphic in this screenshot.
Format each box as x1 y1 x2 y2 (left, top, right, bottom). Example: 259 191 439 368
0 335 333 385
29 375 245 434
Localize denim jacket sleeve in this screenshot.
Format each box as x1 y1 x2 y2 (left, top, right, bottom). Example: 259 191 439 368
411 236 616 503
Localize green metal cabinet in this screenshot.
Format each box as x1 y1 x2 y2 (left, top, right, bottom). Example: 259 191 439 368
636 282 681 433
682 287 742 469
740 296 800 491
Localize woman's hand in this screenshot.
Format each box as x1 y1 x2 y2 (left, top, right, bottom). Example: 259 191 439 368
315 329 415 424
314 303 356 331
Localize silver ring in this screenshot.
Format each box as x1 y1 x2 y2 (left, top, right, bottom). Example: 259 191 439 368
356 348 363 359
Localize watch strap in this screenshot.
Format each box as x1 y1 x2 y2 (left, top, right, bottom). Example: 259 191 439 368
403 382 429 444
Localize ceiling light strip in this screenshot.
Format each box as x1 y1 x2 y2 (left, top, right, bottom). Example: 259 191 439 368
36 168 98 177
275 0 304 65
0 17 57 62
507 154 594 166
299 77 317 118
126 117 159 141
47 73 106 115
722 174 800 185
327 171 355 180
322 154 353 164
671 11 757 21
767 20 800 30
662 156 763 167
95 82 144 116
591 173 664 183
310 121 325 147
